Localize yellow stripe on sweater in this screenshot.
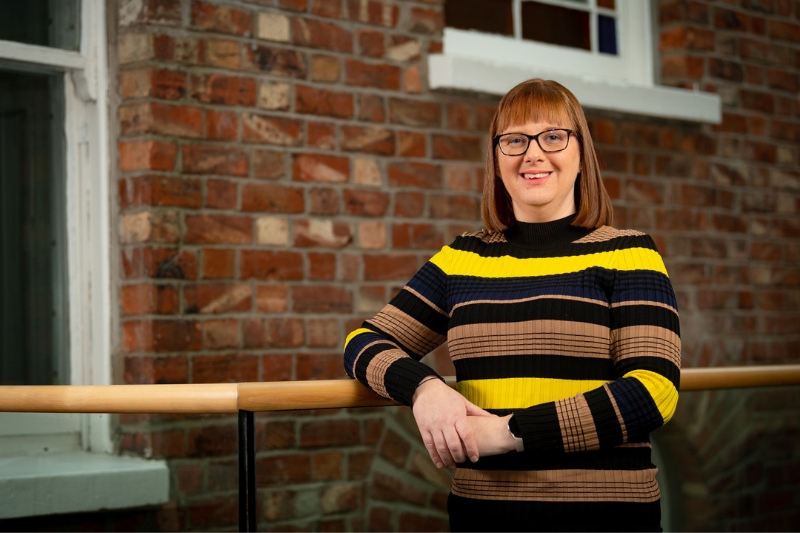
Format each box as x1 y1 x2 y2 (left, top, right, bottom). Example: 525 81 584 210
430 246 668 278
456 377 610 410
343 327 375 352
624 369 679 423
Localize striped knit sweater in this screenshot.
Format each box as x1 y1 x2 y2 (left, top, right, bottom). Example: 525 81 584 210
344 215 680 532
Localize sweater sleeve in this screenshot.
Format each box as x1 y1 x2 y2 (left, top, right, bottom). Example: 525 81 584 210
513 236 681 454
343 259 451 406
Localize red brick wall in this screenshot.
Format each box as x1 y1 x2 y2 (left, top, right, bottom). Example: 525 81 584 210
8 0 797 531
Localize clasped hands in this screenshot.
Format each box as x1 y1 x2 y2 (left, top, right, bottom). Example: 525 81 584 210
411 377 516 469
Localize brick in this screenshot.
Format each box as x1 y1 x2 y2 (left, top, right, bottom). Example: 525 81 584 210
358 221 386 249
257 82 291 111
259 420 296 451
257 454 312 485
184 215 253 244
398 131 426 157
293 286 353 313
429 193 479 221
184 284 252 314
294 220 352 248
395 191 425 217
191 1 252 35
314 452 345 482
347 0 398 27
357 93 385 123
292 17 353 52
358 29 385 58
256 284 289 313
740 89 774 113
432 134 482 161
124 355 188 384
121 283 179 315
709 58 744 82
293 153 349 183
206 179 237 209
202 319 239 349
373 472 426 505
364 254 418 281
345 58 400 90
153 319 202 352
122 247 198 280
296 352 345 380
192 354 259 383
307 318 339 347
119 33 153 64
202 249 235 279
344 189 390 216
153 34 202 64
296 84 354 118
207 109 238 140
187 495 237 529
242 113 304 145
313 0 343 18
300 420 359 448
388 37 422 62
353 157 382 186
262 354 293 382
310 54 341 82
206 460 237 493
119 175 202 208
152 68 187 99
310 188 341 215
191 74 256 106
245 45 306 78
368 507 393 533
766 69 798 92
120 430 185 459
254 150 286 179
120 68 153 100
392 223 443 250
174 462 203 496
398 513 449 533
341 126 394 155
379 429 410 467
769 19 800 42
188 424 238 457
206 38 241 69
388 162 442 189
183 144 248 176
122 211 180 244
388 98 441 127
308 121 336 149
119 102 203 138
240 250 304 280
309 252 337 280
625 180 664 203
404 65 422 94
659 27 714 50
244 317 304 348
120 0 182 26
242 183 304 213
257 12 290 42
119 140 176 171
348 450 375 479
255 216 290 246
320 483 359 514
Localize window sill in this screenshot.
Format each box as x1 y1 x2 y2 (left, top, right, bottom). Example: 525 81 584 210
428 53 722 124
0 452 169 519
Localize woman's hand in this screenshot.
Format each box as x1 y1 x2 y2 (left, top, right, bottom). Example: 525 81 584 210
468 414 516 457
411 378 492 469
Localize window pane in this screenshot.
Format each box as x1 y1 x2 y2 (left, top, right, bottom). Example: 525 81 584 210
598 0 616 9
0 70 68 385
521 2 590 51
0 0 80 50
445 0 513 37
598 14 618 55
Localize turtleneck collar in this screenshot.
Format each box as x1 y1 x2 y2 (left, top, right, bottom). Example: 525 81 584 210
503 213 592 249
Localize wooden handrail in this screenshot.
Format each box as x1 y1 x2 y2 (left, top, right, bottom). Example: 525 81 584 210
0 365 798 414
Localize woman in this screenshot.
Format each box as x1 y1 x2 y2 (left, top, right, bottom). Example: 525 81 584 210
344 79 680 532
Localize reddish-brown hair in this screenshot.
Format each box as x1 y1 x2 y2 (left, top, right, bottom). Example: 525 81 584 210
482 78 613 232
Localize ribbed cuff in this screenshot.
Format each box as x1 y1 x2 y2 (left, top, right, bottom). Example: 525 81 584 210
383 359 443 406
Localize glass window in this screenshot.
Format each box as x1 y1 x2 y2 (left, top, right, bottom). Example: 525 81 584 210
445 0 513 37
0 69 68 385
521 2 591 51
0 0 80 51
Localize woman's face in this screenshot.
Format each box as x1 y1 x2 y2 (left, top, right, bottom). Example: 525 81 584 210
496 119 581 223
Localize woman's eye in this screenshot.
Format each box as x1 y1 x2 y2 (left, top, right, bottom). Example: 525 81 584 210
507 137 524 145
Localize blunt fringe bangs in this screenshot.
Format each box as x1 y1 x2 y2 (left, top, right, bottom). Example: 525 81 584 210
482 78 614 232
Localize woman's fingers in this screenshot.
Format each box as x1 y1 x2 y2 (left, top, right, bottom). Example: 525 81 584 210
455 417 480 462
421 432 444 468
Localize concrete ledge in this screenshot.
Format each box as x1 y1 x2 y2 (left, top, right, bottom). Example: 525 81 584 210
0 452 169 519
428 54 722 124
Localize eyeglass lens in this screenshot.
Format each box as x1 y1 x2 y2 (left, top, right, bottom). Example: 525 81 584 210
498 130 570 155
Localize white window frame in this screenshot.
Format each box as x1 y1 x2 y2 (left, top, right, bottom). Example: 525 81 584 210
0 0 168 519
429 0 721 123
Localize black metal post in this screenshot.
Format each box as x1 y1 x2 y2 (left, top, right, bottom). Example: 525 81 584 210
238 409 256 532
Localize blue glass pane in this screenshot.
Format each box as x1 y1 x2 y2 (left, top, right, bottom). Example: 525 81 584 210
598 14 618 55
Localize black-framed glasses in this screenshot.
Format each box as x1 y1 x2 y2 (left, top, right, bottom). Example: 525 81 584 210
494 129 574 156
